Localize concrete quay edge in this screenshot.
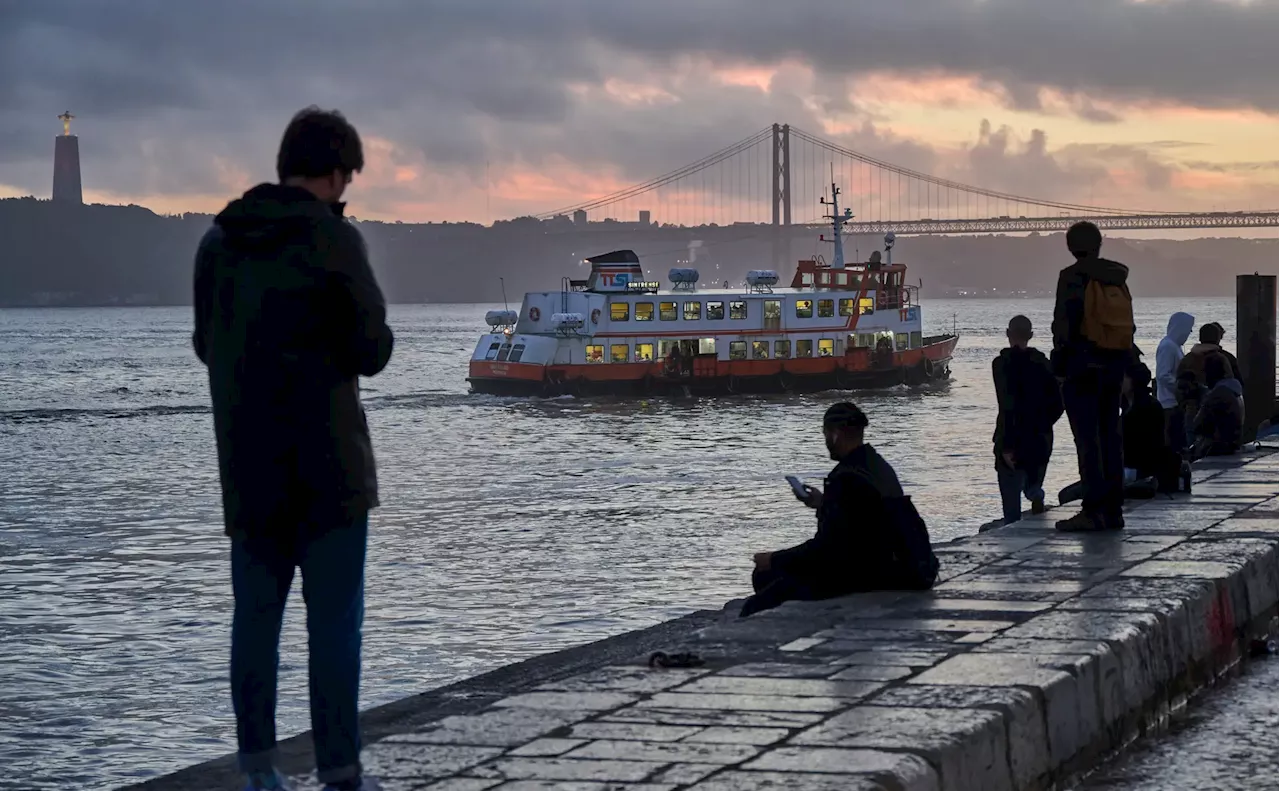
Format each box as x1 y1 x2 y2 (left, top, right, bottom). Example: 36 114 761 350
128 448 1278 791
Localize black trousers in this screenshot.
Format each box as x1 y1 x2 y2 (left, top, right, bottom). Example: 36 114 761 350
740 567 843 618
1063 367 1125 518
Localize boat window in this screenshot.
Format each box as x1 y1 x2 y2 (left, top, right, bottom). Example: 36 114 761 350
658 339 676 357
859 297 875 315
854 333 874 348
818 272 830 285
818 299 835 318
636 343 655 362
610 302 630 321
706 301 725 320
818 339 835 357
774 340 791 358
895 333 909 351
683 301 701 321
698 338 716 355
763 300 781 319
585 345 605 363
635 302 654 321
801 273 814 285
611 344 630 363
752 341 770 359
659 301 678 321
838 298 855 317
508 344 527 362
730 301 748 320
484 342 501 360
496 343 513 361
795 299 814 319
911 331 922 349
796 339 814 358
729 341 748 360
835 272 848 286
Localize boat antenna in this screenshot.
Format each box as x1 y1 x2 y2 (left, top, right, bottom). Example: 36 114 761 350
499 277 509 313
818 164 853 270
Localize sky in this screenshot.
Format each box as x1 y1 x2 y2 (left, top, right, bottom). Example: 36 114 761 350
0 0 1276 228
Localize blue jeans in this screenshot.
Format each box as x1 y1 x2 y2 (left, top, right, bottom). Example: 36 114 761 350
997 463 1047 523
230 517 367 784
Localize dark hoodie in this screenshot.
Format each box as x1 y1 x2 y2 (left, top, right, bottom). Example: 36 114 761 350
992 346 1064 470
193 183 394 542
1193 377 1245 456
1050 255 1134 377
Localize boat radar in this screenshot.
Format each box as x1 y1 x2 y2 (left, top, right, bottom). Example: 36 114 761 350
818 175 856 270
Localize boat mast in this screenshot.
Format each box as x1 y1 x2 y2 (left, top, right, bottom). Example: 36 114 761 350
818 167 854 270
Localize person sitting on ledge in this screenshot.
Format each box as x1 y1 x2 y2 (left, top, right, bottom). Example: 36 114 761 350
1122 362 1187 492
1192 352 1245 458
741 402 939 618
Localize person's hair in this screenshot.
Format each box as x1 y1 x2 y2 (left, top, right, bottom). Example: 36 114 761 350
1066 221 1103 259
823 402 868 430
1199 323 1223 345
1007 315 1033 342
1204 353 1229 386
1126 362 1152 389
276 106 364 181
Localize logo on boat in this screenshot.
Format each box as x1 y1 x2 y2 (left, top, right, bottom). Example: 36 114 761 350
490 364 509 375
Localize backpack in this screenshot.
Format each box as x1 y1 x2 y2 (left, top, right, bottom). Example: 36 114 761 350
854 469 939 590
1082 279 1134 351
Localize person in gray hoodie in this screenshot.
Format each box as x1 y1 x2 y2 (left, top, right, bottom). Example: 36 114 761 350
1155 311 1195 450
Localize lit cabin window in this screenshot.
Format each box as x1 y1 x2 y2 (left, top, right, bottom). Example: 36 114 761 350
818 299 835 318
752 341 770 359
838 298 855 316
484 342 501 360
610 302 630 321
774 340 791 358
796 299 814 319
636 343 655 361
818 339 835 357
911 331 923 348
698 338 716 355
611 344 629 363
635 302 655 321
496 343 513 361
658 339 677 357
730 301 748 320
659 302 678 321
729 341 748 360
796 339 814 358
859 297 875 315
895 333 909 351
509 344 527 362
855 333 874 348
706 301 725 320
683 301 701 320
586 345 605 363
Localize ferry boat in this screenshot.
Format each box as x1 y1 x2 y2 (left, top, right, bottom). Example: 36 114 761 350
468 182 959 397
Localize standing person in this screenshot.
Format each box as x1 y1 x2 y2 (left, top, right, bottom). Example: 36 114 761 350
992 315 1064 524
1050 221 1135 532
1156 312 1195 450
193 107 394 791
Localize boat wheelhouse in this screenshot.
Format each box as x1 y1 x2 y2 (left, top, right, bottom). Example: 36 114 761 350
468 183 959 397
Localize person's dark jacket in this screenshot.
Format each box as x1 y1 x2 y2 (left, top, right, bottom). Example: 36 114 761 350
1178 344 1241 385
992 346 1063 470
1123 387 1180 485
1193 377 1245 456
193 183 395 542
1050 255 1134 377
771 444 903 586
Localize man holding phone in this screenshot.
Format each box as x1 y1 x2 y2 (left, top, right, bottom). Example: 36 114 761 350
743 402 937 618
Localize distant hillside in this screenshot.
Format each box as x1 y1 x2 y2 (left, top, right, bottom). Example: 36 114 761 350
0 197 1273 307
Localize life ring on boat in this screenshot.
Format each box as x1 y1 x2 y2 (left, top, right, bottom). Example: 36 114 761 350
529 307 541 321
923 357 935 379
591 308 601 324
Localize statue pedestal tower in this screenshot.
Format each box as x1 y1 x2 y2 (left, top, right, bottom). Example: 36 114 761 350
52 111 82 204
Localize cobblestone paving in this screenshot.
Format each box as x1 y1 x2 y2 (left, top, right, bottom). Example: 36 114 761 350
282 451 1278 791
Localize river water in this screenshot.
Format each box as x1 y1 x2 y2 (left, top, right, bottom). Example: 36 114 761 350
0 297 1239 789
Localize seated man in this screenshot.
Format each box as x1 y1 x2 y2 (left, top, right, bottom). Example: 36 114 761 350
1178 322 1242 384
1122 362 1186 492
741 402 938 618
1192 353 1245 458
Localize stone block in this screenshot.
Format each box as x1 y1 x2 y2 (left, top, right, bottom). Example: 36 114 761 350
568 722 703 742
674 675 884 700
537 665 708 694
389 708 589 747
689 771 885 790
719 662 839 679
493 691 636 712
507 738 587 757
685 726 791 746
603 706 825 729
418 780 501 791
886 597 1056 614
828 664 914 681
828 649 952 667
466 756 661 783
1121 560 1241 580
639 691 849 714
791 705 1012 791
566 738 760 765
362 743 503 781
829 617 1016 633
934 579 1091 594
648 763 721 785
745 746 939 783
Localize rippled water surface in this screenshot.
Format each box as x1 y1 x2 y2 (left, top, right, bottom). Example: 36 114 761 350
0 297 1237 789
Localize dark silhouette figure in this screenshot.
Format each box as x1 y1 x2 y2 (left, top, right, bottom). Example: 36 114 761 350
193 107 393 791
1178 322 1242 384
992 315 1063 523
1192 353 1246 458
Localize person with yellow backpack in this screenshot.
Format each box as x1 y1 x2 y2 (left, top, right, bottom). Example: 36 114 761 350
1050 221 1136 532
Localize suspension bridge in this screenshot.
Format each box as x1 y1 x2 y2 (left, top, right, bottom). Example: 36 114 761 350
532 123 1278 236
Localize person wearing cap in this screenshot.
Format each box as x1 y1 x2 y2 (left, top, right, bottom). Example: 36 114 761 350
1050 221 1134 532
992 315 1063 523
741 402 937 618
1178 322 1242 385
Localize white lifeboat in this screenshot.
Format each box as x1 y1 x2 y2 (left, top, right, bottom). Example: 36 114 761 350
485 309 518 328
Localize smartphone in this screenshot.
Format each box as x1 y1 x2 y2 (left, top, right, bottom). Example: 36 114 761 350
785 475 807 498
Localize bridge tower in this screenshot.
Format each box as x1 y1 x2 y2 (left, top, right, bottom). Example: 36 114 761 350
770 123 791 270
52 110 83 205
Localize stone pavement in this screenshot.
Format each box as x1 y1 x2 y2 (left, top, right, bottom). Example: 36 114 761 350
266 449 1276 791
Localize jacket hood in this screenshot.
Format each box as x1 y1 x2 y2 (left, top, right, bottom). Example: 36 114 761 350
214 183 343 249
1213 377 1243 396
1165 312 1195 345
